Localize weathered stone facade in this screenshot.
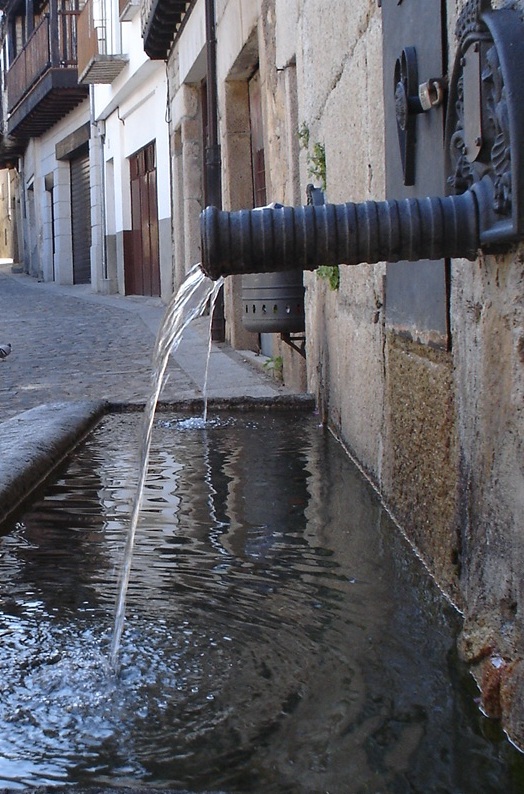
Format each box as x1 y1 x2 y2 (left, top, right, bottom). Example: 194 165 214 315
167 0 524 748
0 168 19 262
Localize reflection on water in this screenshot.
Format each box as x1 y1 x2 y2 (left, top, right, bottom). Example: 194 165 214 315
0 412 522 793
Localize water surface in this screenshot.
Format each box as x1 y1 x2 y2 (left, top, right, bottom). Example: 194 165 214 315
0 411 522 793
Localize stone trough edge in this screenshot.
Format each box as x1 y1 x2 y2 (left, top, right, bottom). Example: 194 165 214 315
0 400 108 527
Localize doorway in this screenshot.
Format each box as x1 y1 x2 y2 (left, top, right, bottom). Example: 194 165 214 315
126 141 160 296
70 144 91 284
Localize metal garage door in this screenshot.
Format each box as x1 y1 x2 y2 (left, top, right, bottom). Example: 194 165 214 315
70 145 91 284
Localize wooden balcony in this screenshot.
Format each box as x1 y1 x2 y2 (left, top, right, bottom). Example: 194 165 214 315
5 10 88 139
119 0 139 23
77 0 128 84
141 0 193 60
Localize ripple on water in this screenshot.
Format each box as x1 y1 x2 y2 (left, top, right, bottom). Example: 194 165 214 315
157 414 259 431
0 411 521 792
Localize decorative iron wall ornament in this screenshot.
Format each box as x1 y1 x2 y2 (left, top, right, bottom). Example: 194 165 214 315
200 1 524 282
446 0 524 249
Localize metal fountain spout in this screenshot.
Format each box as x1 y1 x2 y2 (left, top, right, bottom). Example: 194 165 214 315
201 190 481 281
200 2 524 282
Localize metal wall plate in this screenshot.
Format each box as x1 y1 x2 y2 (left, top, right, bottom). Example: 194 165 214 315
381 0 450 348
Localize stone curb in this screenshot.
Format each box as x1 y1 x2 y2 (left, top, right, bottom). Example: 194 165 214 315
108 393 317 413
0 400 108 526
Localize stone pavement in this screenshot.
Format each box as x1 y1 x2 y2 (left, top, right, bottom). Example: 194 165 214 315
0 261 305 422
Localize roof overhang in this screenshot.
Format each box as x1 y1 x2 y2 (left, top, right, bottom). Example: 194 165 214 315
142 0 195 60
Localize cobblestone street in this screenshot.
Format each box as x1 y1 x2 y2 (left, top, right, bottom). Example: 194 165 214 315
0 262 294 421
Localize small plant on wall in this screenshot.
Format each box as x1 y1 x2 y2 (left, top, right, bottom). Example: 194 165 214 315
315 264 340 290
298 123 339 290
263 355 284 380
298 124 326 189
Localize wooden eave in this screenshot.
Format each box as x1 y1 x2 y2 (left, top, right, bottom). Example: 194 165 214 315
7 68 89 139
142 0 195 60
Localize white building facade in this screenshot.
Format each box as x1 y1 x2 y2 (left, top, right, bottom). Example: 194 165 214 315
0 0 172 299
87 2 173 298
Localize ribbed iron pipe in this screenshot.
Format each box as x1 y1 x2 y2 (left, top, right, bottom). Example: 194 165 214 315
200 190 480 280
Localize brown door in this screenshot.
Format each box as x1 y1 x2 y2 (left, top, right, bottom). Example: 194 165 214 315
126 142 160 296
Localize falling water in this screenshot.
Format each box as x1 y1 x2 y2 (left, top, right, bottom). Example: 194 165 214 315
202 284 223 424
109 264 223 667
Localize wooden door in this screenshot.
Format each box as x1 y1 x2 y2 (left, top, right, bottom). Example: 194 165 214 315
127 142 160 296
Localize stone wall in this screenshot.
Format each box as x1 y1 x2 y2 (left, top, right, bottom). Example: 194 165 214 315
0 168 18 261
452 248 524 740
275 0 524 746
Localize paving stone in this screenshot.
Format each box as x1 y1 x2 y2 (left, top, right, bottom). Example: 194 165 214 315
0 263 297 422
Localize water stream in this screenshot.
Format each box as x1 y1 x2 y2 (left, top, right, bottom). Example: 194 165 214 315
110 264 223 666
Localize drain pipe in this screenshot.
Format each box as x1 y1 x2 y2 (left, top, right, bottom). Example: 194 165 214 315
204 0 221 210
204 0 225 341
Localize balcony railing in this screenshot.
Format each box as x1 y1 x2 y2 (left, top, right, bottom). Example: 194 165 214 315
0 90 24 166
7 16 49 112
4 2 88 138
6 9 81 112
119 0 139 22
77 0 128 83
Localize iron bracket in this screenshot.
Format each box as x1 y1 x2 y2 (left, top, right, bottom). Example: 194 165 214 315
280 333 306 359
